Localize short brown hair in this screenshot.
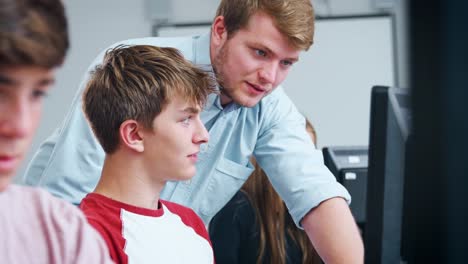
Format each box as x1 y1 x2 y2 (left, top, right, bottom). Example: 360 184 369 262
215 0 315 50
0 0 69 68
83 45 216 154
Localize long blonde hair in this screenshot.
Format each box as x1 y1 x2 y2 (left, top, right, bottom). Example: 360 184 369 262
241 118 322 264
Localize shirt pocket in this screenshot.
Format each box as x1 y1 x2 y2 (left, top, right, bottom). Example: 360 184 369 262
200 157 254 217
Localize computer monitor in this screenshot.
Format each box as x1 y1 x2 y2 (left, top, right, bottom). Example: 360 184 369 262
322 146 368 226
364 86 411 264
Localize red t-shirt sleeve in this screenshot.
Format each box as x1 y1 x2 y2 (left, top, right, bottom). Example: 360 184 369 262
80 196 128 264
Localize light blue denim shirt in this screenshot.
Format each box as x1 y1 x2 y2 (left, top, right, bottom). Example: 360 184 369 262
23 33 350 226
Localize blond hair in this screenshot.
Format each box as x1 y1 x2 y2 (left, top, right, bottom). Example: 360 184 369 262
215 0 315 50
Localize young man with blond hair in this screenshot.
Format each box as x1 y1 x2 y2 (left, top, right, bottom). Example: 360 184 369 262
25 0 364 262
79 45 216 264
0 0 113 263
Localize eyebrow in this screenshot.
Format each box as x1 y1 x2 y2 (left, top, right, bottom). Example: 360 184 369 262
0 74 55 87
38 78 55 87
286 57 299 63
180 106 200 114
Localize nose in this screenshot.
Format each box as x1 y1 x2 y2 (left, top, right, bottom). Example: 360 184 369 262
258 62 278 84
193 119 209 145
0 96 33 139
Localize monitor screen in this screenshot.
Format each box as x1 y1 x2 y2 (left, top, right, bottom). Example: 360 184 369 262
364 86 411 264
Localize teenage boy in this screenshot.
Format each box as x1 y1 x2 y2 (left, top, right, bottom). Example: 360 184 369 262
25 0 364 262
0 0 113 263
79 44 215 264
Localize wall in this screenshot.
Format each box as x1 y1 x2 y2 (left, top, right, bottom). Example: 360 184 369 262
282 16 395 147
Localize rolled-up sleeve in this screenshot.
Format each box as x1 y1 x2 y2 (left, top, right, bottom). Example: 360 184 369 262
253 87 351 227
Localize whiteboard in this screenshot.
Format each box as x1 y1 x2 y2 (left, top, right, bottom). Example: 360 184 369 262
157 15 395 148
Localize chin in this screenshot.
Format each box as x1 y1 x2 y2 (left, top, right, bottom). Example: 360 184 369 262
0 177 12 192
179 176 195 182
177 169 196 181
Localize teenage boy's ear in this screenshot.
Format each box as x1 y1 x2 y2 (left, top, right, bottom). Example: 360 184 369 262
211 16 228 48
119 120 145 153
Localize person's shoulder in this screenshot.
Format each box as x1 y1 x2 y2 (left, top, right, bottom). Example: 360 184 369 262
9 185 95 234
209 190 257 233
10 185 80 214
3 187 114 263
110 35 195 49
1 185 58 214
79 193 103 213
233 189 251 201
79 194 123 248
80 193 121 223
7 184 52 197
161 200 205 226
161 200 210 239
102 35 199 63
88 36 198 72
161 199 198 217
227 190 253 209
219 190 255 218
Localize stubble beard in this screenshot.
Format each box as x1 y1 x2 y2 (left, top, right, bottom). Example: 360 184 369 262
213 43 235 105
212 41 269 108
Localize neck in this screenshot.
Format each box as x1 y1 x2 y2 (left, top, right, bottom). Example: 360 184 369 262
210 36 232 107
219 90 233 106
94 152 165 210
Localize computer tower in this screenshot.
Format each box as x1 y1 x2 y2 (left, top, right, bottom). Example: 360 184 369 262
323 146 368 225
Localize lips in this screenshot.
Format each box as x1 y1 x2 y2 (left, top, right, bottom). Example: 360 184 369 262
0 155 20 174
248 82 266 92
187 152 199 162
